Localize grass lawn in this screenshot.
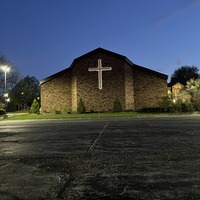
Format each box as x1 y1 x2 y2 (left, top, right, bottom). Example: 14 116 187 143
1 111 197 120
3 112 149 120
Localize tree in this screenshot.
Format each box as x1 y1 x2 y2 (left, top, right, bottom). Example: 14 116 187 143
10 76 40 110
30 99 40 114
186 78 200 111
186 78 200 95
170 66 199 86
0 53 21 101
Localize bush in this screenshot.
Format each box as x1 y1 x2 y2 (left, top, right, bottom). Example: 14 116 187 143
192 89 200 111
113 98 122 112
139 107 163 113
170 101 194 113
30 99 40 114
77 98 86 113
158 95 194 113
181 102 194 112
187 103 194 112
0 109 6 116
158 96 172 112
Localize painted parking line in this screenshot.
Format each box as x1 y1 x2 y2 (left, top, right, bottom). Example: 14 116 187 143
87 122 109 153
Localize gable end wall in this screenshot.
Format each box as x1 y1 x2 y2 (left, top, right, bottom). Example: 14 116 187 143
72 52 126 112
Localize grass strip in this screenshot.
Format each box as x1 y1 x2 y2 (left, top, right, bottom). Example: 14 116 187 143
2 112 154 120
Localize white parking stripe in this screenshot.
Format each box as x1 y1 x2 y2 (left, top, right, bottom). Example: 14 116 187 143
87 122 109 153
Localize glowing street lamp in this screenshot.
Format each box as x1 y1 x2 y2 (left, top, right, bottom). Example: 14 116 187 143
4 93 8 98
1 65 10 110
1 65 10 93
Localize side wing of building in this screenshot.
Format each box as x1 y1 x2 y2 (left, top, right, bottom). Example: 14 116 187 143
131 63 168 110
40 69 72 113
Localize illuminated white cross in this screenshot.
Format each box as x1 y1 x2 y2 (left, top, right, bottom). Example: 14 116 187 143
88 59 112 89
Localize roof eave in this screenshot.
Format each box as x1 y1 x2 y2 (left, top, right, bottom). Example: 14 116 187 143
125 57 168 80
40 67 71 85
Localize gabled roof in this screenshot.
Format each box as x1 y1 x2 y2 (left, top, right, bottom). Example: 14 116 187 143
40 47 168 85
168 81 185 87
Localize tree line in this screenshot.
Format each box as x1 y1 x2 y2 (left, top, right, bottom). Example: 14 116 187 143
0 53 39 112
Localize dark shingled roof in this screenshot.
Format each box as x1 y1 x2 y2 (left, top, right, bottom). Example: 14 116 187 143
40 47 168 85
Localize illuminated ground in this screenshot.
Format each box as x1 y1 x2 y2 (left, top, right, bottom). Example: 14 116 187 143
0 115 200 199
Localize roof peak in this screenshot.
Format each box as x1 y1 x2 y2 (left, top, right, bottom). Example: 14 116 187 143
74 47 126 61
40 47 168 84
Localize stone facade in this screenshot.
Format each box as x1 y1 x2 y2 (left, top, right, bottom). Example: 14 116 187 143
168 82 191 103
40 48 168 113
0 102 5 109
133 67 168 109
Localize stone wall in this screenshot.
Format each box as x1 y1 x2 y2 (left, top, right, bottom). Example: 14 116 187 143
133 68 168 110
40 72 71 113
72 52 126 112
71 75 77 112
125 62 134 110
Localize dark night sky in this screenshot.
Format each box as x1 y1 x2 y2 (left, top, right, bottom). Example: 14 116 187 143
0 0 200 81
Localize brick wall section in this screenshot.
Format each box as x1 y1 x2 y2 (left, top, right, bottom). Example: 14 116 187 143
40 72 71 112
133 68 168 109
72 52 126 112
71 75 77 112
124 62 135 110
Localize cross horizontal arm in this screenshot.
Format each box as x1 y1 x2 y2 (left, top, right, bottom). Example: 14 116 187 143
88 68 99 71
101 67 112 71
88 59 112 89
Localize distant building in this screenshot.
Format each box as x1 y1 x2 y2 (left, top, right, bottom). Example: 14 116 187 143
40 48 168 113
0 102 5 109
168 82 191 103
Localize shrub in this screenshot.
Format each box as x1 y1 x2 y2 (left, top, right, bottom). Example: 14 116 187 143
30 99 40 114
192 89 200 111
77 98 86 113
139 107 163 113
0 109 6 116
181 102 194 112
158 96 172 112
170 101 194 113
144 96 194 113
113 98 122 112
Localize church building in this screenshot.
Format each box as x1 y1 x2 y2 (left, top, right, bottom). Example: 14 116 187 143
40 48 168 113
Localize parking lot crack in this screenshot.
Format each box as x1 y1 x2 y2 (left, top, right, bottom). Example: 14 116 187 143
182 141 200 155
57 176 72 199
87 122 109 154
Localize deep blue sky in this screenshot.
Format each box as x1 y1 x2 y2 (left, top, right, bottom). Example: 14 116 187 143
0 0 200 82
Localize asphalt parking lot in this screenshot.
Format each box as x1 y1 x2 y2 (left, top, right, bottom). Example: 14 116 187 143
0 115 200 199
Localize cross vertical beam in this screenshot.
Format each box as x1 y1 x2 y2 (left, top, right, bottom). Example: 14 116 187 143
88 59 112 89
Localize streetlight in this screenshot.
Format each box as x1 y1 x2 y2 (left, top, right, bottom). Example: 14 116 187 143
1 65 10 110
1 65 10 92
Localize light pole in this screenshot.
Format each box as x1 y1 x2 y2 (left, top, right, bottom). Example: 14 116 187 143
1 65 10 110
